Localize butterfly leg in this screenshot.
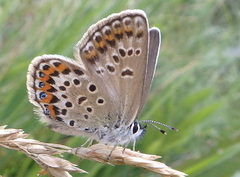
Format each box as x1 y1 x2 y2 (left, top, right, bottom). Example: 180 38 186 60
132 140 136 151
81 137 94 147
106 144 118 161
82 130 99 147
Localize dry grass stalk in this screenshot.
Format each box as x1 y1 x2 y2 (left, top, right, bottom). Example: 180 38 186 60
0 125 187 177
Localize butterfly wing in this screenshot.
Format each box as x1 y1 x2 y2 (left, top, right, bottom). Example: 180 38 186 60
74 10 150 126
137 28 161 117
27 55 118 138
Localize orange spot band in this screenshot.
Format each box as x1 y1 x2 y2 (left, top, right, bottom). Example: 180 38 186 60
41 93 53 104
55 63 68 72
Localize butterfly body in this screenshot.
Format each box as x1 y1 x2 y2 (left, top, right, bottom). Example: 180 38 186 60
27 10 160 146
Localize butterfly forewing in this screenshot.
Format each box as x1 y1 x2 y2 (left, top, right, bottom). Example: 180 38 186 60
75 10 149 126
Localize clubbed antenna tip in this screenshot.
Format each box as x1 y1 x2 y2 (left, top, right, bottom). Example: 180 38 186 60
160 129 167 134
171 127 178 131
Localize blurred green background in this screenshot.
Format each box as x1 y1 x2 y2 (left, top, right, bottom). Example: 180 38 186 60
1 0 240 176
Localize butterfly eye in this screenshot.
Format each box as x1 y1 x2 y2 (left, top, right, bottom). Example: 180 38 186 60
132 121 140 134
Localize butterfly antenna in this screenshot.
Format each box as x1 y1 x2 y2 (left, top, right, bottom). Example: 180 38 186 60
140 120 178 134
147 122 167 134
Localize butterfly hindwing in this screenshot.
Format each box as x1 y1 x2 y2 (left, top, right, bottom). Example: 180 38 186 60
27 55 118 137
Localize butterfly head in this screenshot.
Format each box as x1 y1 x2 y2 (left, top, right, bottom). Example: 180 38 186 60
129 120 147 141
98 120 146 146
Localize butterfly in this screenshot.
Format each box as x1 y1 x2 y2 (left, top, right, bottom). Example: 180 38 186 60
27 9 174 147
